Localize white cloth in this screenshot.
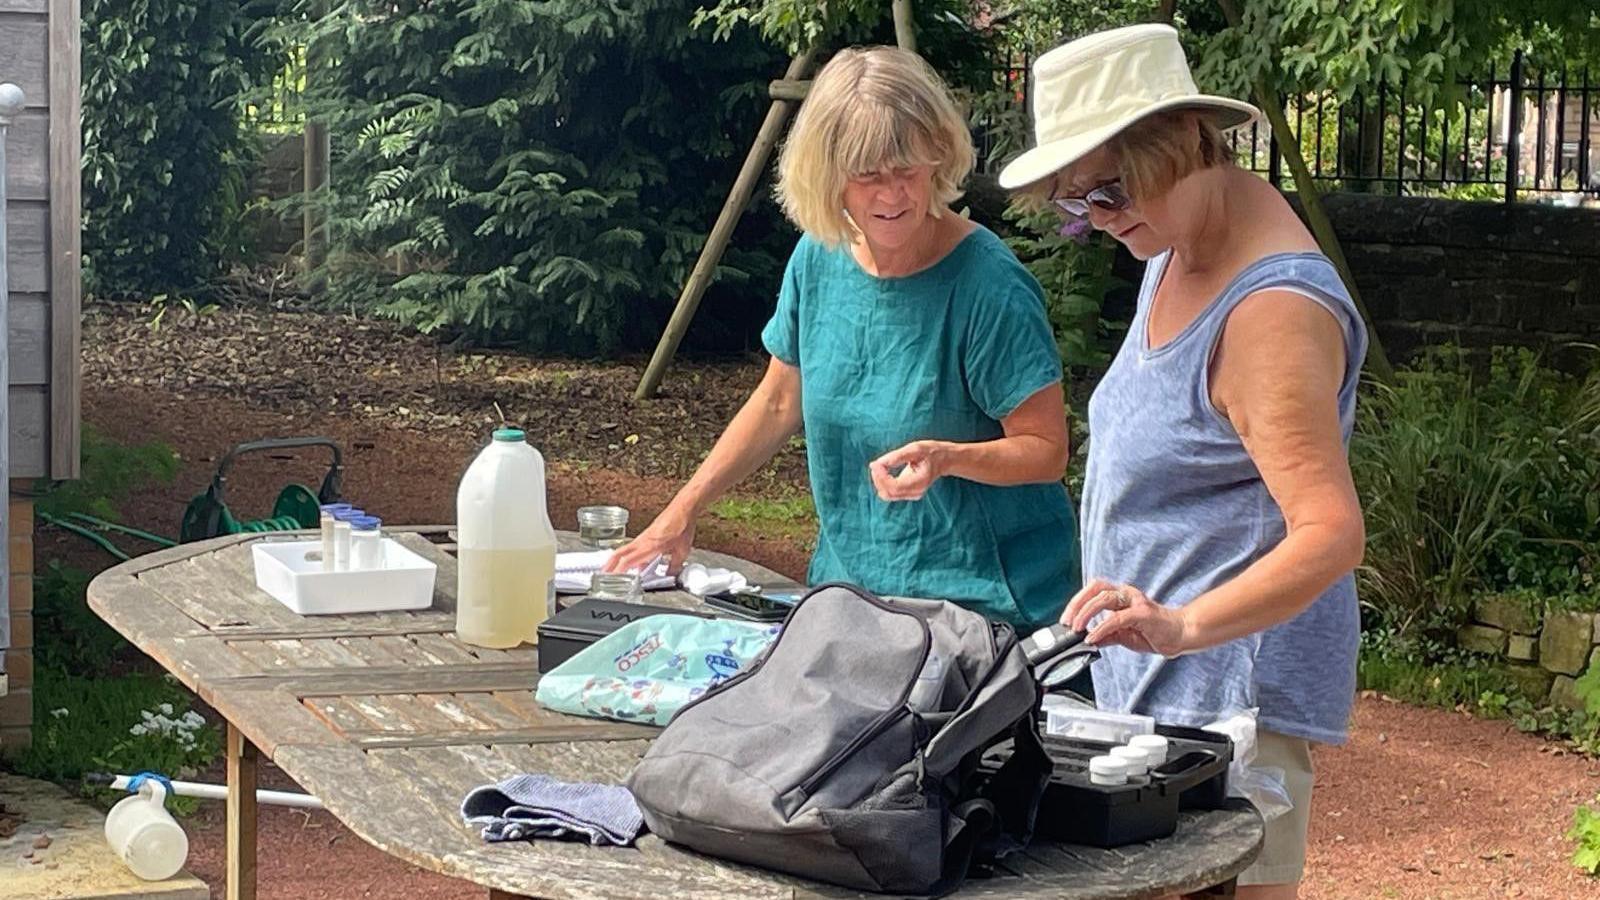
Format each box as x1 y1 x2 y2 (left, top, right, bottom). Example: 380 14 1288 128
554 550 674 594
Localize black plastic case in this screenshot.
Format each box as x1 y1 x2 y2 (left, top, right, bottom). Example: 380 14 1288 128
535 598 704 674
979 722 1233 849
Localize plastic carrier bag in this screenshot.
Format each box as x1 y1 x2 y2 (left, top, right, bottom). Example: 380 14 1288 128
535 615 780 726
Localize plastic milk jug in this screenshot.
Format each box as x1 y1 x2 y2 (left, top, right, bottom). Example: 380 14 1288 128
455 428 558 648
104 779 188 881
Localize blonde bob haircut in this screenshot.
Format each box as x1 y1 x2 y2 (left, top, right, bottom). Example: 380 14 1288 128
1015 108 1230 208
776 46 975 248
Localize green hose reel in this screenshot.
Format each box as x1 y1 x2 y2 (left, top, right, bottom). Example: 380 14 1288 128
179 437 344 543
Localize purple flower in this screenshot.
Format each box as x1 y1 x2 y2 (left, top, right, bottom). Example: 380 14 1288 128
1058 215 1093 244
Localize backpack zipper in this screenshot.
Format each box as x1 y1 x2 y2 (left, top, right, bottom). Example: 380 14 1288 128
796 703 914 798
782 583 932 798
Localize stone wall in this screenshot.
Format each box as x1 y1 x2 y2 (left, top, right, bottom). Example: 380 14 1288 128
1460 596 1599 710
1309 194 1600 369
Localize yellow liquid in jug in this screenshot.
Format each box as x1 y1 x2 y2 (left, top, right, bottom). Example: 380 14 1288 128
456 545 557 649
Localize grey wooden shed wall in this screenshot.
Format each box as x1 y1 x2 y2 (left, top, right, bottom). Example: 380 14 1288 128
3 0 82 482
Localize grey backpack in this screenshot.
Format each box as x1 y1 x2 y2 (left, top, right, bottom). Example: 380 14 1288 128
626 583 1056 895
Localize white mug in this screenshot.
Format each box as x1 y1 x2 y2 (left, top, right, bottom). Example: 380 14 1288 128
104 779 189 881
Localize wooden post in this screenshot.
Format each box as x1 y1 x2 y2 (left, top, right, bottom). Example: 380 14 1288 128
0 83 19 674
1216 0 1395 383
633 52 816 401
892 0 916 53
227 723 259 900
303 4 330 293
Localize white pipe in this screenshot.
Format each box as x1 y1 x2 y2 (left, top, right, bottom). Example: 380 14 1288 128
106 774 325 810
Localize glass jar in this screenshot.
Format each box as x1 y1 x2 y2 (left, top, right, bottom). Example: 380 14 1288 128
318 503 352 571
350 516 384 570
588 571 643 603
576 505 629 549
332 508 364 572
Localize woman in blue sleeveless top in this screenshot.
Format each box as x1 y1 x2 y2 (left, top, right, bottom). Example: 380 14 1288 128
608 46 1079 632
999 25 1367 897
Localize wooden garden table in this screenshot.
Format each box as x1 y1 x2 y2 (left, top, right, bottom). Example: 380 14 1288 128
88 527 1262 900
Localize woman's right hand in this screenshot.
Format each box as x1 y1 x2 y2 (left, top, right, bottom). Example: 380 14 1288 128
603 505 697 575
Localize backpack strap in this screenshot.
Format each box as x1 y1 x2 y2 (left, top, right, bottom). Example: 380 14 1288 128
975 714 1054 859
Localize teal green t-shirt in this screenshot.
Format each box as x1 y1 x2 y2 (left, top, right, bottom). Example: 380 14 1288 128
761 225 1080 631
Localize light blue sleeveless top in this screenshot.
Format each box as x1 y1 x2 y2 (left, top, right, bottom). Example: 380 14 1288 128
1081 250 1366 745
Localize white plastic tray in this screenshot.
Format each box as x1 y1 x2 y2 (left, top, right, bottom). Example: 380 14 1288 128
252 539 438 615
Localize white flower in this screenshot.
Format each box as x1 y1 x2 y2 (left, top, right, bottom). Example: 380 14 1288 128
48 708 68 719
130 724 148 736
182 712 204 727
158 703 174 716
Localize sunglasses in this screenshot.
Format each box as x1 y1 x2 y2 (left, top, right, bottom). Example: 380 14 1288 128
1052 179 1131 218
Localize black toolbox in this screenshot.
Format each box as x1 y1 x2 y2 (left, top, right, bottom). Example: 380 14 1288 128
979 722 1233 849
535 598 706 674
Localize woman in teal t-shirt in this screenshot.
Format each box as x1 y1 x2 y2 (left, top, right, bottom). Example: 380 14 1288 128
606 46 1079 630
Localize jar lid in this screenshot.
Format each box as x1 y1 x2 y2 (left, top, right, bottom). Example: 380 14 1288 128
335 508 365 520
577 505 629 525
1110 744 1151 773
1089 755 1130 778
319 503 352 514
350 516 381 531
1128 734 1170 759
493 427 526 442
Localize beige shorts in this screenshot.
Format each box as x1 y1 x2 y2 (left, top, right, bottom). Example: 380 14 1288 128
1236 729 1315 887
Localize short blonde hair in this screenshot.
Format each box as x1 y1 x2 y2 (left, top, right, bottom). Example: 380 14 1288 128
776 46 975 247
1015 109 1231 207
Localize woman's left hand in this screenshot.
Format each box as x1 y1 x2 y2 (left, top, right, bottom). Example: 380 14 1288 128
869 441 947 501
1063 578 1191 658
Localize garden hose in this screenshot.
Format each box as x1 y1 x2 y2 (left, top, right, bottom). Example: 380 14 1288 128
61 513 177 548
237 515 305 533
38 512 131 561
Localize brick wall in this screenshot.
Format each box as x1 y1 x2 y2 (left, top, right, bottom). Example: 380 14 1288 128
0 491 34 754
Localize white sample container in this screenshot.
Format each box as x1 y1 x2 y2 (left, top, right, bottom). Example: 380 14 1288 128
350 515 384 570
455 427 558 648
253 539 437 615
1088 755 1131 786
1129 733 1172 765
1045 705 1157 744
1110 744 1152 777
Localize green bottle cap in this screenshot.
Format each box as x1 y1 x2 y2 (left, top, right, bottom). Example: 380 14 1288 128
492 427 526 442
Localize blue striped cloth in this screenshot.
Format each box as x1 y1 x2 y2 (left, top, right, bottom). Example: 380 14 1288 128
461 774 644 846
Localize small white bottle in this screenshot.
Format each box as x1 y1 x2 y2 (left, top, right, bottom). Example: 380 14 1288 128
333 508 363 572
319 503 351 572
350 516 383 570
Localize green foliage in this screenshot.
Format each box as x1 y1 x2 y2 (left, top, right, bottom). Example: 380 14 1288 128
1351 347 1600 638
1003 206 1125 373
31 561 127 675
1357 628 1520 709
11 668 221 814
1359 630 1600 756
1572 799 1600 875
1193 1 1600 108
32 425 180 522
266 0 801 354
81 0 279 297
